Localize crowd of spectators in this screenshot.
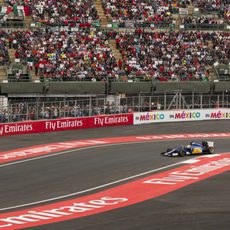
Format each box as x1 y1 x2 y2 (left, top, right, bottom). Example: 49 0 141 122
1 0 99 26
30 0 99 26
101 0 229 28
192 0 228 12
0 100 131 122
190 0 230 25
176 1 230 28
181 16 226 31
224 3 230 23
116 30 230 81
0 0 228 83
181 16 225 25
0 28 228 82
7 28 124 81
102 0 175 28
1 94 226 122
0 0 229 26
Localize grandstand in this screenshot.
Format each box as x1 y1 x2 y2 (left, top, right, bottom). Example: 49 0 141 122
0 0 229 121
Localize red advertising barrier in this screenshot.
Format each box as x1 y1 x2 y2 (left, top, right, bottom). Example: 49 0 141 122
0 114 133 137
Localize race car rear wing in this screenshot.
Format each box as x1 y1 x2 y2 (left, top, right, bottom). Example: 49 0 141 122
207 141 214 147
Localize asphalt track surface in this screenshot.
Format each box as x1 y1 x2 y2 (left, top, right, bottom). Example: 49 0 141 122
0 120 230 230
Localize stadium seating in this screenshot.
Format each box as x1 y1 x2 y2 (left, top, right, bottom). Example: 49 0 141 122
0 0 230 123
0 0 228 83
6 28 122 81
102 0 175 28
2 0 99 26
116 31 229 81
6 63 30 82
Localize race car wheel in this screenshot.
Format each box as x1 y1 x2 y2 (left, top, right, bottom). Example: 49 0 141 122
179 149 185 157
208 147 215 154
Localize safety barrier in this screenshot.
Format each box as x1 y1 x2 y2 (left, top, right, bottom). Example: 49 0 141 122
0 113 133 136
180 23 227 31
214 82 230 92
0 20 24 28
0 81 226 95
47 82 106 95
0 82 43 94
133 109 230 125
110 82 152 94
155 82 211 93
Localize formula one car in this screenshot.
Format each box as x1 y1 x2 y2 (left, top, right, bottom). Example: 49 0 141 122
161 141 215 157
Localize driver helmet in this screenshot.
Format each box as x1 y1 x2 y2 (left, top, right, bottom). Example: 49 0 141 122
202 141 208 147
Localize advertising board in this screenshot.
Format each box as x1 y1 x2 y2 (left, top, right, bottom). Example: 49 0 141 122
0 114 133 137
134 109 230 125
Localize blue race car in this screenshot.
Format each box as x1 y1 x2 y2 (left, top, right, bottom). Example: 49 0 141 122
161 141 215 157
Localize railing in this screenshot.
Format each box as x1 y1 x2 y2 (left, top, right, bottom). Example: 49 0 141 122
111 21 172 29
30 20 101 29
180 23 227 31
0 18 24 28
1 93 230 123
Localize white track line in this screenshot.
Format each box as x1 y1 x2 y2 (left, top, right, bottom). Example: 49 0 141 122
0 160 185 211
0 139 184 168
0 138 227 211
1 137 223 168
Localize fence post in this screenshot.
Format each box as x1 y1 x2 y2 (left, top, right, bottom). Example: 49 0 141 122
227 94 229 108
208 95 211 108
64 98 66 117
36 99 39 120
200 94 203 109
74 100 77 117
59 101 62 117
164 92 167 110
222 91 225 108
42 102 44 119
138 92 142 112
104 97 106 114
178 92 181 109
26 103 29 121
149 96 151 111
89 96 92 116
192 92 194 109
10 104 13 122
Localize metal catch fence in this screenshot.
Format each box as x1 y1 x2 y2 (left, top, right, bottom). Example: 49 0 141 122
1 93 230 123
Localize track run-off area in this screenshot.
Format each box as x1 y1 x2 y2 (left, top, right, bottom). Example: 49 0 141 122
0 121 230 230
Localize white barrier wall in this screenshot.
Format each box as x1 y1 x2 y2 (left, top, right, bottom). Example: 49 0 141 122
134 109 230 125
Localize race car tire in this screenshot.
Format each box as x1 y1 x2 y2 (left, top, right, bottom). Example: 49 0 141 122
208 147 215 154
179 149 186 157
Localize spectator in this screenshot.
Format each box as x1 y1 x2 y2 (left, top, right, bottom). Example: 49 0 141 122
0 37 9 65
116 31 230 81
102 0 175 28
9 28 121 81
